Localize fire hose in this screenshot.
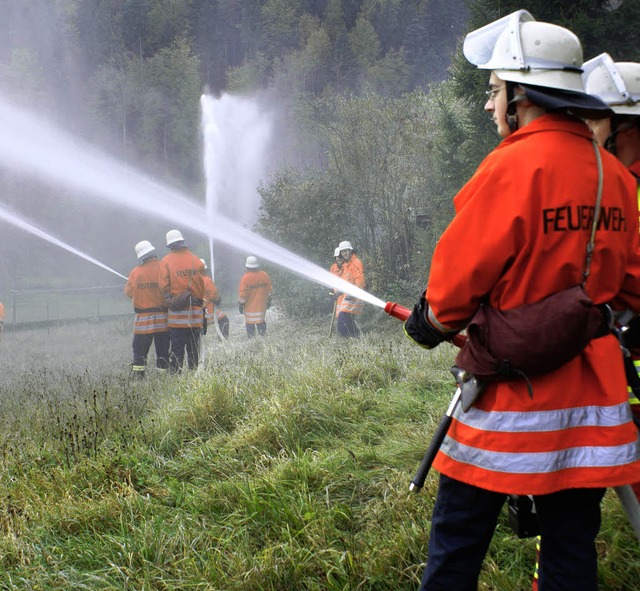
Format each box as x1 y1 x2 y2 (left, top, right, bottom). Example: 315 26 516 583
384 300 640 542
384 302 467 492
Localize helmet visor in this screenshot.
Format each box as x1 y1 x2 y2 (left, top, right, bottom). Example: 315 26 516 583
463 10 534 69
583 53 639 109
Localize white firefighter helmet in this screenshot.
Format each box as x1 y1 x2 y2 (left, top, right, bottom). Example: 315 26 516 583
135 240 155 260
200 258 208 270
338 241 353 252
166 229 184 246
463 10 584 93
245 255 259 268
334 247 341 257
583 53 640 115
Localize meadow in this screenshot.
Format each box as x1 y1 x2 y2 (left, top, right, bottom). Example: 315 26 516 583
0 311 637 590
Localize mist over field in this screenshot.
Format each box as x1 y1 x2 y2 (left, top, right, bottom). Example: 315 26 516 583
0 317 637 590
1 2 639 588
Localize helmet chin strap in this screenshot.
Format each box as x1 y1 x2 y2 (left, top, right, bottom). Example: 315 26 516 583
604 119 618 156
506 82 519 132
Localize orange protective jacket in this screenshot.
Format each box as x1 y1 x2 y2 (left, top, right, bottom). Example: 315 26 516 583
427 114 640 495
238 270 272 325
125 258 168 334
0 301 4 323
159 249 205 329
336 254 365 315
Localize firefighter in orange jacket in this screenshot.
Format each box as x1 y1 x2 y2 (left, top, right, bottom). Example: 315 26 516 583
125 240 169 376
404 12 640 591
335 241 365 337
238 256 272 337
200 258 229 339
159 230 205 371
584 55 640 504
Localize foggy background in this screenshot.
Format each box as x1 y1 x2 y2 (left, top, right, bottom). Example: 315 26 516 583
0 0 468 313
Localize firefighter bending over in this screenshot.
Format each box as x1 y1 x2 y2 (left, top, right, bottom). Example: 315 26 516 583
200 258 229 339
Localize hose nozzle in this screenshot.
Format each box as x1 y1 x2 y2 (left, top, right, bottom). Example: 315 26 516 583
384 301 411 322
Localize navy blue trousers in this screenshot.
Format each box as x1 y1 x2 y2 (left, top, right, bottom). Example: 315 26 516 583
337 312 360 337
245 322 266 338
168 327 201 371
132 332 169 370
421 474 604 591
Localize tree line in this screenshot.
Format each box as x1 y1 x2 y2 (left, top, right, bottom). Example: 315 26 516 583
0 1 639 311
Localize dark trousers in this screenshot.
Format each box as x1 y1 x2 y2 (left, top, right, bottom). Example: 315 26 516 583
168 327 201 371
218 315 230 338
421 474 605 591
245 322 266 338
132 332 169 371
337 312 360 337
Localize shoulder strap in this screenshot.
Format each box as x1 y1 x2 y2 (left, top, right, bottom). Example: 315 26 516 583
582 140 604 286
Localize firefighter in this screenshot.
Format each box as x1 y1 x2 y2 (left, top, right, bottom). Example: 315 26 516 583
335 240 365 338
125 240 169 377
584 55 640 503
200 258 229 339
238 256 272 338
159 230 205 371
404 11 640 591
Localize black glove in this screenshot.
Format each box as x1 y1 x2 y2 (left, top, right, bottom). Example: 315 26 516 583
404 293 448 349
622 315 640 350
344 295 356 303
238 304 244 314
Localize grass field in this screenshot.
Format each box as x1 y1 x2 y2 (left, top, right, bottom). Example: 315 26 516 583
0 310 637 590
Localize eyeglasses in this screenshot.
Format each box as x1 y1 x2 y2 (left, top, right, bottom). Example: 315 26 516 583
485 86 505 101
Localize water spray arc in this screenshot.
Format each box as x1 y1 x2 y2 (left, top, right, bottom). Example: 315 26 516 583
200 93 274 280
0 203 127 280
0 92 384 306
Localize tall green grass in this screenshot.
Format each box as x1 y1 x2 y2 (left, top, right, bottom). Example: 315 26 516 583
0 313 637 590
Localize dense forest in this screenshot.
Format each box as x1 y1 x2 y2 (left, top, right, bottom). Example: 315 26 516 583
1 0 639 313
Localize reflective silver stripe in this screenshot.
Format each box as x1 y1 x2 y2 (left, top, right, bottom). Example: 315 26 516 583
135 323 168 333
245 311 265 322
168 309 202 327
170 318 201 327
427 306 464 334
134 313 168 333
440 435 640 474
454 402 632 432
